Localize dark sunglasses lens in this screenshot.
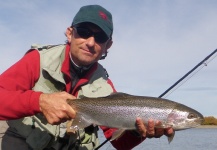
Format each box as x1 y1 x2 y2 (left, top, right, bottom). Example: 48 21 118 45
75 27 109 43
76 28 91 39
94 32 109 43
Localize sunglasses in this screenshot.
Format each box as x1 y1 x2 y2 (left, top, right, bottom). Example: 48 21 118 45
73 27 109 43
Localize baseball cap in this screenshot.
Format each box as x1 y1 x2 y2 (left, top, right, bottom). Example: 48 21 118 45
72 5 113 38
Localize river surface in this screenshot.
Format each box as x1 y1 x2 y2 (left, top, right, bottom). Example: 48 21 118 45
0 121 216 150
98 128 217 150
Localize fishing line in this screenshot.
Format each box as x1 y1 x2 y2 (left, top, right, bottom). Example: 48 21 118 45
163 61 208 98
159 49 217 98
95 137 110 150
163 53 217 98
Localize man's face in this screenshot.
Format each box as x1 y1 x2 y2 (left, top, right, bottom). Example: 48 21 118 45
66 23 112 66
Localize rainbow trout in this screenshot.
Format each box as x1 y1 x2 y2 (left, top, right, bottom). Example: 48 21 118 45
67 92 204 142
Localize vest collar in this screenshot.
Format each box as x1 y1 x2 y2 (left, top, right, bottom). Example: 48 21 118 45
61 44 98 93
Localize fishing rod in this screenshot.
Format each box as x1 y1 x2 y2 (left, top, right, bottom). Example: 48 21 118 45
95 48 217 150
159 48 217 98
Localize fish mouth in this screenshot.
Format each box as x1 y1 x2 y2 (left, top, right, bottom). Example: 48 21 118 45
195 117 204 125
173 118 204 131
174 123 201 131
189 118 204 126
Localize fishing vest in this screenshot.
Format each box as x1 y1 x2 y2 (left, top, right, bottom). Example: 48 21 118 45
7 44 114 150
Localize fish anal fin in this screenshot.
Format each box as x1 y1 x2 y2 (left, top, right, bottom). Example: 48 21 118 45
110 129 126 141
167 131 175 144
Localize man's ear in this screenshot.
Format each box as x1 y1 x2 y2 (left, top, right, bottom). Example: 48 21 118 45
101 40 113 60
106 39 113 50
65 27 73 43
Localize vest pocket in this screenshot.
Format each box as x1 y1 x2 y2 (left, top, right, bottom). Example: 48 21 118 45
26 129 52 149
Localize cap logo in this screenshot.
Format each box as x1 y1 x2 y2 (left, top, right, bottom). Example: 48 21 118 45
99 11 108 20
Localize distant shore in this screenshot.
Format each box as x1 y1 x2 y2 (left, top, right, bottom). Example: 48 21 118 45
196 125 217 128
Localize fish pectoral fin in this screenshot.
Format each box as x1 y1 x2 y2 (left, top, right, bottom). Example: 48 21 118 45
69 113 92 132
154 123 175 144
167 131 175 144
155 123 173 129
110 129 126 141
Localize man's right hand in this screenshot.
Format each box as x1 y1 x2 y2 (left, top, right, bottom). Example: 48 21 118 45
39 91 76 125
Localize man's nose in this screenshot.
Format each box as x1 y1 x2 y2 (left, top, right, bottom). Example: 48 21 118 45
86 36 95 46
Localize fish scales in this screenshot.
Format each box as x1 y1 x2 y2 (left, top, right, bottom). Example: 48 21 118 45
68 93 196 129
67 92 203 142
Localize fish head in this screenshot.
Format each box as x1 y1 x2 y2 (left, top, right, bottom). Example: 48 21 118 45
166 104 204 130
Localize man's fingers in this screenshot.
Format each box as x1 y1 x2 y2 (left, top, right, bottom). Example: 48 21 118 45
136 118 146 137
164 127 174 137
135 118 174 139
66 106 77 119
60 91 76 98
146 119 155 138
154 121 164 138
39 92 77 125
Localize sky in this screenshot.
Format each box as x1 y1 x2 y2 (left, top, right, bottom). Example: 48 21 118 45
0 0 217 117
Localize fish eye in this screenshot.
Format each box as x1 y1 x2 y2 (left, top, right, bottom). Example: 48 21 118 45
188 113 196 119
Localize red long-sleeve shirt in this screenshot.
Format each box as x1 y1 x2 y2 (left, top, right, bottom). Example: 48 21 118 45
0 44 145 149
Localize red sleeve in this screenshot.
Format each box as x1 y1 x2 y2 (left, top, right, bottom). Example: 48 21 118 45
101 126 145 150
107 79 116 92
0 50 42 120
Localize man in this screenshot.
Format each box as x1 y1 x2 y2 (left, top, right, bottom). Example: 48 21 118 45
0 5 173 150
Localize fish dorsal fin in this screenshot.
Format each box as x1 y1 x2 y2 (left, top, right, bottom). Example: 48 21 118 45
78 92 132 99
106 92 133 99
78 95 89 99
110 129 126 141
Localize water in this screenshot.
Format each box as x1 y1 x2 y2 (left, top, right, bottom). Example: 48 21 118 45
98 128 217 150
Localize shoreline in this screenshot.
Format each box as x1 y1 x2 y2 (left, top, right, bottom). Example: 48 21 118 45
196 125 217 128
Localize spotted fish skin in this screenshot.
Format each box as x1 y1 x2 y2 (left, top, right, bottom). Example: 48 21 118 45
67 92 204 142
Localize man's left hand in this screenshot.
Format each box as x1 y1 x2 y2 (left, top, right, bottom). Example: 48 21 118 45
135 117 174 138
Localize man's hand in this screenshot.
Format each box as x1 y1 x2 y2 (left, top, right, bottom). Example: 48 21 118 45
135 117 174 139
39 91 76 125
